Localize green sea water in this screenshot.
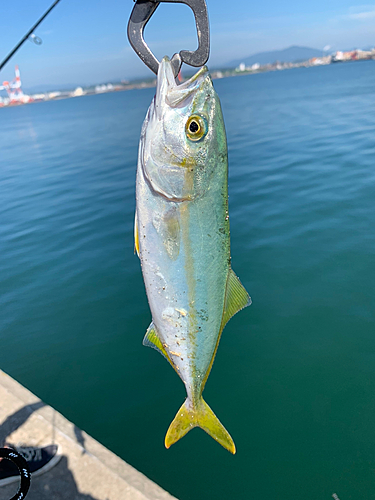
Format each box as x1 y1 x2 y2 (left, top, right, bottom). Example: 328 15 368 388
1 60 375 499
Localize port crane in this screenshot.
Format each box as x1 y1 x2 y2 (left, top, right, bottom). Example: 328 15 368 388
0 65 30 104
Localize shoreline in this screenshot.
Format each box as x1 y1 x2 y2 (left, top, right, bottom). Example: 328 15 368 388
0 369 177 500
1 56 374 109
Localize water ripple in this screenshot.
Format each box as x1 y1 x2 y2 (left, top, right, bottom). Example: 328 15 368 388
1 62 375 500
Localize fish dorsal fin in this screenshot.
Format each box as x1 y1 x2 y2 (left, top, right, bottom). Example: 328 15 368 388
134 211 140 258
143 322 169 361
221 269 251 331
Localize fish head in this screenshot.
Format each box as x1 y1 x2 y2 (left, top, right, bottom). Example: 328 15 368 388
141 56 227 202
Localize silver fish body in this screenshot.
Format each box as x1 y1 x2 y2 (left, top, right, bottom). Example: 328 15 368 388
135 57 250 453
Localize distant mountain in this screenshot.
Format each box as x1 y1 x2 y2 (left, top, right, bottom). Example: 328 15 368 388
228 45 323 68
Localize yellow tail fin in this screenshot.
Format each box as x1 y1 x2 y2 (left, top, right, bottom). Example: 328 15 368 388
165 398 236 454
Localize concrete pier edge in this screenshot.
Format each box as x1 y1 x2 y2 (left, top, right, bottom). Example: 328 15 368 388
0 369 177 500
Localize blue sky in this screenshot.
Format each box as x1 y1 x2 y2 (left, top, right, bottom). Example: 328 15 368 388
1 0 375 88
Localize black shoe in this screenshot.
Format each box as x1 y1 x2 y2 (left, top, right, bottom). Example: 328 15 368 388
0 444 61 487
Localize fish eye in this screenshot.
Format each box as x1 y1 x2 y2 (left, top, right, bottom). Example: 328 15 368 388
186 115 207 142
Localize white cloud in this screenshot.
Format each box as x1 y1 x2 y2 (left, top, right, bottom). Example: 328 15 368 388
349 10 375 20
346 5 375 20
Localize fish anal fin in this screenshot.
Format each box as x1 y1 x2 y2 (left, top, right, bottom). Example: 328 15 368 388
201 269 251 392
165 397 236 454
221 269 251 330
134 211 140 258
143 322 169 360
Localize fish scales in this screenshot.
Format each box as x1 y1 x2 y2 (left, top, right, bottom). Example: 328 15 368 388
135 57 250 453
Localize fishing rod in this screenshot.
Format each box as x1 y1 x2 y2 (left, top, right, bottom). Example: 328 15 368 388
0 0 62 72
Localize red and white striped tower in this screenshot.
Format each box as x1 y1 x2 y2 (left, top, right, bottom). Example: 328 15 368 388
0 65 30 104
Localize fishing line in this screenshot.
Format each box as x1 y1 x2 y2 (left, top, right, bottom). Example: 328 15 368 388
0 0 62 72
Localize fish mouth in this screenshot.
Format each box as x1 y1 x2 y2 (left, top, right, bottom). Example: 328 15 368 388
174 64 209 87
156 57 210 111
141 57 211 202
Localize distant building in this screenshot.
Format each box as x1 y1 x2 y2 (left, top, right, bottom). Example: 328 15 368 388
331 50 371 62
95 84 107 93
95 83 114 93
48 91 61 99
31 93 46 101
310 56 331 65
357 49 374 60
71 87 85 97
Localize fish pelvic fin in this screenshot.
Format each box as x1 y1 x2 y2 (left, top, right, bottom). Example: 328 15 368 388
134 210 140 258
165 397 236 454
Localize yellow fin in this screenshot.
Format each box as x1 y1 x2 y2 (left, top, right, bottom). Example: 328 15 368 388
221 269 251 330
134 211 140 258
165 397 236 454
201 269 251 392
143 322 169 360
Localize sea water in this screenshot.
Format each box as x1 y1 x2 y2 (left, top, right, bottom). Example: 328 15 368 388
1 60 375 499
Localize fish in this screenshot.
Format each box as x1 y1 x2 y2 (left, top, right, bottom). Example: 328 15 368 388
135 56 251 454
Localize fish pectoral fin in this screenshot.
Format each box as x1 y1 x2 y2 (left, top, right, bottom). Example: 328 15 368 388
165 397 236 454
134 210 140 258
143 322 170 361
221 268 251 330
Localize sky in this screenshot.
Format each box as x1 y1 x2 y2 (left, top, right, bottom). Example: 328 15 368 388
0 0 375 89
